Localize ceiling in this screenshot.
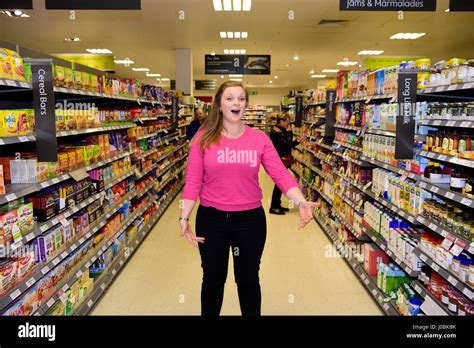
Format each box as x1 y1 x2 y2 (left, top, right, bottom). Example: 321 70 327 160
0 0 473 90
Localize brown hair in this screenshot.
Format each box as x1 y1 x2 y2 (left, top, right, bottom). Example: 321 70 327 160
277 113 290 123
198 81 248 151
194 107 204 123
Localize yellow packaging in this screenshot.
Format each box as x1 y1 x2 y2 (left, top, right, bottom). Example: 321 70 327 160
0 110 4 137
56 109 66 131
93 145 102 161
26 109 35 133
54 65 65 87
17 110 30 135
0 48 13 80
36 162 49 182
65 109 77 130
75 148 84 166
82 72 90 91
9 50 25 81
76 109 87 129
67 150 77 169
47 162 60 178
417 73 430 90
64 67 74 89
73 70 83 90
0 164 5 195
86 109 97 128
90 75 98 93
3 110 19 137
415 58 431 70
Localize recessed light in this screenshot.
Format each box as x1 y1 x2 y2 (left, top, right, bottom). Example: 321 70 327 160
294 55 299 61
229 74 243 77
114 58 135 65
230 78 242 81
220 32 248 39
242 32 248 39
269 80 273 84
390 33 426 40
161 78 170 81
309 70 315 74
132 68 150 72
211 52 216 56
156 78 161 81
243 0 252 11
445 8 450 12
358 50 384 55
274 76 278 79
227 32 234 38
337 61 358 66
322 69 339 73
64 37 80 42
311 75 326 78
213 0 223 11
220 75 225 78
86 48 113 54
223 0 232 11
214 0 251 11
146 73 161 77
220 32 226 39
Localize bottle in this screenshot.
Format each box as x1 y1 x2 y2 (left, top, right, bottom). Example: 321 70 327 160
464 176 473 198
450 169 467 193
448 131 459 155
433 130 442 152
441 131 450 154
424 162 434 179
430 163 443 182
458 132 472 153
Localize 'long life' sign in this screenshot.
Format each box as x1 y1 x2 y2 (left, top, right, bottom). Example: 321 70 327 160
340 0 437 11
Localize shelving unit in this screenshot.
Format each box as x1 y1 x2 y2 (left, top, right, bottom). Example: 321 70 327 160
242 107 268 130
410 280 452 316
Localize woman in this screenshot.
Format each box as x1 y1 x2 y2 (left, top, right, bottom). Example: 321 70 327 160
269 113 299 215
179 81 318 316
186 107 205 140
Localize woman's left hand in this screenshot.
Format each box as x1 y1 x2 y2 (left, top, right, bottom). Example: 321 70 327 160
298 201 320 229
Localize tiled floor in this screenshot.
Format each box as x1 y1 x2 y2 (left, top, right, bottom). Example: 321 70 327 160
92 170 382 315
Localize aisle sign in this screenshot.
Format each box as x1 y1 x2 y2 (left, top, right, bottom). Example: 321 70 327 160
171 96 179 130
0 0 32 9
395 73 417 159
45 0 141 9
205 55 271 75
30 58 58 162
449 0 474 11
340 0 436 11
294 96 303 128
325 89 337 139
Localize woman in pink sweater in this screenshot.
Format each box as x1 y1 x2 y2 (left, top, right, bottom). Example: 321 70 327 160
180 81 318 316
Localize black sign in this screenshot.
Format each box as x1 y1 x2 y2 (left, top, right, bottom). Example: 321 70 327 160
0 0 32 9
205 55 271 75
31 59 57 162
171 96 179 130
195 80 217 90
46 0 141 9
325 89 337 139
340 0 436 11
396 73 417 160
449 0 474 11
294 96 303 128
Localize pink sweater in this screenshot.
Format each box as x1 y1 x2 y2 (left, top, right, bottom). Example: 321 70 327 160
182 125 299 212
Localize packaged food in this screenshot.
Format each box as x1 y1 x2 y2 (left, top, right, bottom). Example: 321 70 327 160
64 67 74 88
73 70 83 90
3 110 20 137
0 48 13 79
0 209 21 247
0 259 18 296
17 250 35 281
82 72 90 91
0 165 5 195
54 65 65 87
55 109 66 131
17 203 34 236
9 50 25 81
90 74 98 93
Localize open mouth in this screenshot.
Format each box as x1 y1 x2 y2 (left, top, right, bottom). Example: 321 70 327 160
231 109 241 115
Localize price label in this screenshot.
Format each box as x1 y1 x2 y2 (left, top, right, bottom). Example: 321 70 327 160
431 263 440 272
445 192 455 200
41 265 50 275
6 79 17 87
87 299 94 308
420 254 428 262
378 295 384 303
429 223 438 231
462 288 473 298
461 197 472 206
447 85 457 91
52 258 59 266
441 236 455 250
26 277 36 288
431 186 439 194
112 269 117 276
445 121 455 127
76 270 83 278
449 241 464 257
61 251 68 259
399 175 407 183
447 276 458 286
47 298 55 308
371 289 378 296
10 288 22 300
100 282 107 291
460 121 470 128
438 155 448 161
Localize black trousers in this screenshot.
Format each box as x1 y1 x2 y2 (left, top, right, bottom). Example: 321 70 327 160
270 185 283 209
195 205 267 316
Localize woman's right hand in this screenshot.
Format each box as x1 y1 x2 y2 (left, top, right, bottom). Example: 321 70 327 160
180 220 205 248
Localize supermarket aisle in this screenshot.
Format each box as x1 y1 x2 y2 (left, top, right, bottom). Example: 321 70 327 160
92 169 382 315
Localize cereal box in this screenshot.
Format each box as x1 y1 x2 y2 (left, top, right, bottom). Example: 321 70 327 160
17 203 34 236
0 209 20 247
64 67 74 88
17 110 30 135
3 110 19 137
26 109 35 132
55 109 66 131
0 259 18 296
73 70 83 90
90 74 98 93
54 65 65 87
9 50 25 81
0 48 13 79
82 72 90 91
17 250 35 281
58 152 69 174
0 165 5 195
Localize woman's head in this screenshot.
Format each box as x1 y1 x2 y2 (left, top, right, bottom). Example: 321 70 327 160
199 81 249 150
277 113 290 128
194 108 205 123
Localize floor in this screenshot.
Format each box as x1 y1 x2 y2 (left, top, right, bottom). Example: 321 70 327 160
92 169 382 315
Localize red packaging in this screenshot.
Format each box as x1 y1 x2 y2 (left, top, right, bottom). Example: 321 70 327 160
364 243 390 276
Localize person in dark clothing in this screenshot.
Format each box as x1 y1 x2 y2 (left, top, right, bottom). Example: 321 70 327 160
186 107 206 140
269 114 299 215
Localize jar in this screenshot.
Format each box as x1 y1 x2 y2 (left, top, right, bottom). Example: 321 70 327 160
452 256 462 274
446 207 456 230
459 257 470 281
440 204 450 227
461 214 472 240
439 103 449 118
453 214 465 237
450 170 467 192
468 103 474 117
458 298 470 316
447 291 459 313
441 285 454 305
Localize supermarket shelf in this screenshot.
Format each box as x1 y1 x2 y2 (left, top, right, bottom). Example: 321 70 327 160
74 182 183 315
0 189 137 312
359 156 420 180
134 147 158 160
419 82 474 94
305 102 326 106
419 151 474 169
314 185 334 206
135 164 157 180
333 140 363 152
416 215 474 254
0 78 31 89
366 129 396 137
413 249 473 301
0 150 132 205
332 209 368 241
363 188 419 224
0 135 36 146
334 124 362 132
318 141 334 151
410 281 452 316
361 224 419 277
313 212 400 316
336 94 396 103
53 86 161 105
313 165 334 184
418 119 474 128
177 123 191 129
314 152 336 166
333 190 364 214
418 180 474 208
32 197 156 316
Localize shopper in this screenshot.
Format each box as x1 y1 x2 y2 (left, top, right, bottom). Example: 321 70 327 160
179 81 319 316
269 113 298 215
186 107 206 140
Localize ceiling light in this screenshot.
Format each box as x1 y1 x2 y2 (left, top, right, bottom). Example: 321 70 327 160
220 31 226 38
230 49 235 54
114 58 135 65
156 78 161 81
242 32 248 38
220 75 225 78
358 50 384 55
286 64 291 68
390 33 426 40
269 80 273 84
274 76 278 79
241 49 246 54
224 49 230 54
322 69 339 73
64 37 81 42
132 68 150 72
213 0 223 11
294 55 299 61
211 52 216 56
223 0 232 11
337 61 358 66
230 78 242 81
86 48 113 54
161 78 170 81
309 70 315 74
227 32 234 38
229 74 243 77
146 73 161 77
233 0 242 11
445 8 450 12
311 75 327 78
220 32 248 39
235 32 241 38
2 10 30 18
243 0 252 11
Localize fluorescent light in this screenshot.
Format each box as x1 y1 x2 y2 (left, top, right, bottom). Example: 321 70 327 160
220 31 226 38
230 78 242 81
220 75 225 78
322 69 339 73
161 78 170 81
146 73 161 77
229 74 243 77
227 32 234 38
337 61 358 66
235 32 241 39
220 32 247 39
243 0 252 11
224 49 230 54
64 37 80 42
132 68 150 72
242 32 248 38
390 33 426 40
230 49 235 54
311 75 327 78
213 0 223 11
86 48 113 54
156 78 161 81
223 0 232 11
233 0 242 11
358 50 384 55
241 49 246 54
211 52 216 56
114 58 135 65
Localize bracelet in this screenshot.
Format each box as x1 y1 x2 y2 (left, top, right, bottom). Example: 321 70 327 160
179 217 189 221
